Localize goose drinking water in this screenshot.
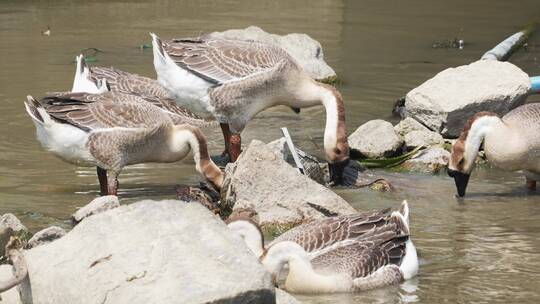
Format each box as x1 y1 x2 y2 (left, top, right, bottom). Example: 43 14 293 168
150 33 350 184
448 103 540 197
24 92 223 196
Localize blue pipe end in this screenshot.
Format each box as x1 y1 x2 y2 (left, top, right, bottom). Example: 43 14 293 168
531 76 540 94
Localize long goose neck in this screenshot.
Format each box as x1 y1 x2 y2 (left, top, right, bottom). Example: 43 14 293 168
173 125 224 190
297 81 349 163
227 220 265 258
459 115 503 172
263 241 346 293
262 241 311 276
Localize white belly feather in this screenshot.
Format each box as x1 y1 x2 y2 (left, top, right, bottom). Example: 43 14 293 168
32 115 95 166
153 47 215 118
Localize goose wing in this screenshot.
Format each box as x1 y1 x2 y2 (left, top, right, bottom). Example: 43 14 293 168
161 37 292 85
41 91 169 131
311 230 408 279
89 67 212 126
89 66 172 99
503 103 540 146
270 208 392 253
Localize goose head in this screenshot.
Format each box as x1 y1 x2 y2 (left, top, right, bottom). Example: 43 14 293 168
448 112 499 197
260 241 309 286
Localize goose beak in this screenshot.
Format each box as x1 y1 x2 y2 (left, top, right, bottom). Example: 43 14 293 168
328 158 349 186
447 169 470 197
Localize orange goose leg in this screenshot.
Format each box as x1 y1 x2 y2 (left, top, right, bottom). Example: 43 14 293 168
220 123 232 157
526 178 537 191
107 174 119 196
96 167 108 196
230 134 242 162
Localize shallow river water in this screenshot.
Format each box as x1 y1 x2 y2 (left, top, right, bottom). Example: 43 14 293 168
1 0 540 303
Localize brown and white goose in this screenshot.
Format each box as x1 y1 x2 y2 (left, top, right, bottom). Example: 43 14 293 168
24 91 223 196
227 201 410 259
72 55 214 128
229 204 418 294
448 103 540 197
150 33 350 184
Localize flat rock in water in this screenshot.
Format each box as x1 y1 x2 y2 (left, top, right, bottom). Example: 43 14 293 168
400 147 450 173
223 140 356 230
71 195 120 223
349 120 403 158
11 200 273 304
403 130 444 149
209 26 337 82
404 60 530 137
26 226 66 249
394 117 430 136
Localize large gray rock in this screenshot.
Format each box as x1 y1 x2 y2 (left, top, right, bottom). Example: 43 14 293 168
26 226 66 249
404 60 530 137
400 147 451 173
403 130 444 149
223 140 356 230
71 195 120 223
11 200 274 304
349 120 403 158
210 26 336 82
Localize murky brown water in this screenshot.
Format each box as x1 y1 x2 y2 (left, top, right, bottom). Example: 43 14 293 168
1 0 540 303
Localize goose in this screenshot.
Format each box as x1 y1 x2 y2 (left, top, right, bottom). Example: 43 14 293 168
448 103 540 197
150 33 350 184
227 202 409 259
72 55 214 128
229 203 418 294
24 91 224 196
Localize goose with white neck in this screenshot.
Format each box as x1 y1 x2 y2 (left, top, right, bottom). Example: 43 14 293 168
261 210 418 293
150 33 350 184
448 103 540 197
71 55 214 128
24 91 223 196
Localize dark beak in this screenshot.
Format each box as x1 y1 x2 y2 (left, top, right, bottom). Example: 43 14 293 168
290 107 301 114
447 169 470 197
329 158 349 185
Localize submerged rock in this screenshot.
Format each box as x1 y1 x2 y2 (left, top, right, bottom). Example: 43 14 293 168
404 60 530 137
71 195 120 223
222 140 356 231
403 130 444 149
26 226 66 249
9 200 273 304
400 147 450 173
209 26 337 82
349 120 403 158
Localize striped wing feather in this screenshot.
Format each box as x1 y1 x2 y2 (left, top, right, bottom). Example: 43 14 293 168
270 208 392 252
41 92 169 131
89 67 209 125
162 37 292 85
311 225 408 279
